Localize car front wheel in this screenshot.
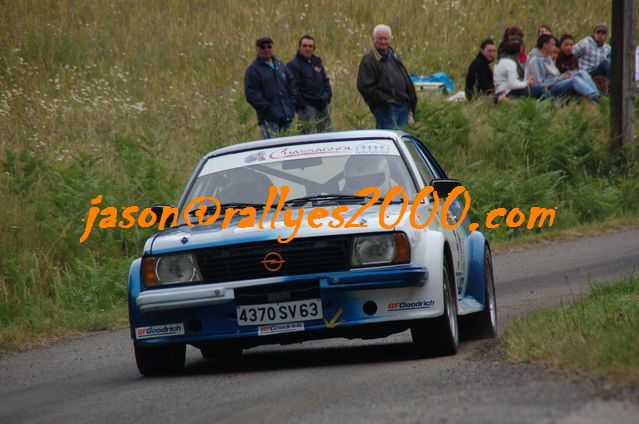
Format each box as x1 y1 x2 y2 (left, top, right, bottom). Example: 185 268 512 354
134 343 186 376
411 256 459 357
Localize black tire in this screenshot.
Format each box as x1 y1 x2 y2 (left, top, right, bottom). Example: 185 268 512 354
411 255 459 358
200 343 242 360
459 246 497 340
134 343 186 376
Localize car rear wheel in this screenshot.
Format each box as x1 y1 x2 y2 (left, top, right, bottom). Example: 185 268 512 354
134 343 186 376
460 246 497 340
411 256 459 357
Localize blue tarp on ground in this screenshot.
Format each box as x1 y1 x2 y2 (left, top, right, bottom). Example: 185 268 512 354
409 72 455 93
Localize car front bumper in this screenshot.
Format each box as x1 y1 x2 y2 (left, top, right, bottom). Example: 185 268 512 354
129 265 439 346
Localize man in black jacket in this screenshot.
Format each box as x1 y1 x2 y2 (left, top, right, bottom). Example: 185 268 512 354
465 39 496 101
244 37 297 139
287 35 332 134
356 24 417 130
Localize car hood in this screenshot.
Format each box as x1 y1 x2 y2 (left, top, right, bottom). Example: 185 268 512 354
148 204 414 255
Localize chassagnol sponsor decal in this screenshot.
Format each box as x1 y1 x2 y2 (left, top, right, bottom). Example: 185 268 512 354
258 322 305 336
387 300 435 312
135 323 185 339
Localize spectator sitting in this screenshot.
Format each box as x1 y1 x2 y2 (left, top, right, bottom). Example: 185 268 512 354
465 38 497 101
550 36 560 62
526 34 600 101
493 38 544 100
555 34 578 73
573 23 611 78
528 25 552 59
498 27 528 79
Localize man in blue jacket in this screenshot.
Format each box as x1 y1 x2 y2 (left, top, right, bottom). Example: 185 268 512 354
287 35 333 133
244 37 297 139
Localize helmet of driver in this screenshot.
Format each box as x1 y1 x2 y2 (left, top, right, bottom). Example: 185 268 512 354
343 155 392 194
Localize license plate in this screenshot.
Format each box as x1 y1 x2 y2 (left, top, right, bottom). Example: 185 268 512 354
236 299 323 326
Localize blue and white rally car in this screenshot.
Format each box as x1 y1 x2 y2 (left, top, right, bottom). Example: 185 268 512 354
128 130 497 376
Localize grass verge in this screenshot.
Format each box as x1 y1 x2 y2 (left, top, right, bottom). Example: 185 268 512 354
502 275 639 387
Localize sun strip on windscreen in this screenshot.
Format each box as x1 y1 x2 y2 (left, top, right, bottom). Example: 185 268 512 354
198 140 401 177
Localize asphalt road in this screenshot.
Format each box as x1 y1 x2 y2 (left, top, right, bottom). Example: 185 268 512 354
1 229 638 423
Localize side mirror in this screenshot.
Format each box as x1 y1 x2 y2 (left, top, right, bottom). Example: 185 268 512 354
430 179 462 198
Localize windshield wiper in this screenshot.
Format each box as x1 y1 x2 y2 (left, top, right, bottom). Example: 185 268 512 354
284 193 405 206
188 202 266 216
284 194 372 206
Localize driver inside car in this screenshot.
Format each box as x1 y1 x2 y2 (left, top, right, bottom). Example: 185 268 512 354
342 155 394 195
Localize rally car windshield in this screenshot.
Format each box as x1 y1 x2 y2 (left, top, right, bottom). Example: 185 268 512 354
179 139 417 221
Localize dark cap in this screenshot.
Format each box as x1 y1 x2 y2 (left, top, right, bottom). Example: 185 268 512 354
593 23 608 33
256 36 274 47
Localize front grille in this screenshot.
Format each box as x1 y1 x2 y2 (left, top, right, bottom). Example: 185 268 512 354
234 281 320 305
194 236 351 283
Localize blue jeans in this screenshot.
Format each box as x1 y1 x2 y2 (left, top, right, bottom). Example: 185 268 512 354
297 104 332 134
550 71 600 101
507 85 546 98
589 59 610 78
260 119 291 139
373 102 409 130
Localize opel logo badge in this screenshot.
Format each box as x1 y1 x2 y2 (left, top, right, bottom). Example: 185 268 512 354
262 252 285 272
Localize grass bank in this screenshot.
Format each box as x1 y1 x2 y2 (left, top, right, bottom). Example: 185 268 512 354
1 1 638 353
503 275 639 386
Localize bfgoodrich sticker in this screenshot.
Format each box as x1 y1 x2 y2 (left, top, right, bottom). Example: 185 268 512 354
135 323 185 339
387 300 435 312
258 322 305 336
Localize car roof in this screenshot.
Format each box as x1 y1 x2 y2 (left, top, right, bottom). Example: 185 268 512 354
207 130 409 158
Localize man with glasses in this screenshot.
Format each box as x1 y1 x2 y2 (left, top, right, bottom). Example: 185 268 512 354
357 24 417 130
287 35 333 134
244 36 297 139
573 24 611 79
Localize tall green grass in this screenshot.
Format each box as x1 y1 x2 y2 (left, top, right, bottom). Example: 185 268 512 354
0 1 637 352
503 275 639 386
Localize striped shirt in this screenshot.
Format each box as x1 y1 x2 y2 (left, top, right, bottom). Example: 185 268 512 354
572 37 611 72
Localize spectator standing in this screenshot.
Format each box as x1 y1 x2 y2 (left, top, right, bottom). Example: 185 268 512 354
494 38 544 99
572 23 611 78
357 24 417 130
526 34 599 101
244 36 297 139
287 35 333 134
465 39 497 101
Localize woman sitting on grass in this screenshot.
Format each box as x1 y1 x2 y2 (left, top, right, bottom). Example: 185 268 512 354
498 26 527 79
556 33 609 94
555 34 578 74
494 38 545 101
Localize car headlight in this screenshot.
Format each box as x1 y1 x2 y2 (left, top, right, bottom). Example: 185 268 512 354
351 233 410 267
141 254 202 287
